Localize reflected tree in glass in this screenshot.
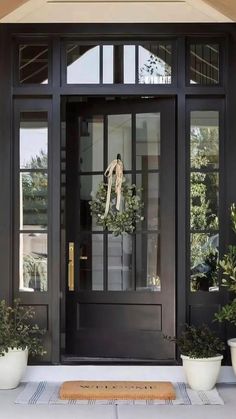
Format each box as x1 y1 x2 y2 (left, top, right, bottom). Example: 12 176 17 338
190 114 219 292
139 44 172 84
191 121 219 169
25 148 48 169
190 171 219 231
20 149 48 292
22 170 48 229
23 251 47 292
190 123 219 231
190 233 218 292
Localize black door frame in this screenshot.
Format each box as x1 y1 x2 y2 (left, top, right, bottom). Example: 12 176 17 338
0 23 236 365
63 96 176 362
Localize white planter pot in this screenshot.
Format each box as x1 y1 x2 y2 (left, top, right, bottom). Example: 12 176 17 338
228 338 236 376
181 354 223 391
0 348 28 389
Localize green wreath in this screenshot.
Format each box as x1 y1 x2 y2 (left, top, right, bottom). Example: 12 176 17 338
89 177 144 236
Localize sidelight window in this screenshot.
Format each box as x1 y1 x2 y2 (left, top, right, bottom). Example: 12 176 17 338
19 112 48 292
189 110 220 292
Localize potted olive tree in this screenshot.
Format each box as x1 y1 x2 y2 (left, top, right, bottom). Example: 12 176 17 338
215 203 236 376
166 324 225 391
0 299 46 389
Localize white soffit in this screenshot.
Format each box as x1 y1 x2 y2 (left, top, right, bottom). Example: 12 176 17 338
0 0 233 23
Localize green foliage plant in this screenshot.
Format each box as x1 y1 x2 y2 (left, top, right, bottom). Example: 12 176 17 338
89 178 144 236
165 324 225 359
215 204 236 326
0 299 46 357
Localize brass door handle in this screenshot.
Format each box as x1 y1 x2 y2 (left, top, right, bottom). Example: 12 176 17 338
68 242 74 291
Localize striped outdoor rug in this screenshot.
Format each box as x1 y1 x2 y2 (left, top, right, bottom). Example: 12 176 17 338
15 382 224 405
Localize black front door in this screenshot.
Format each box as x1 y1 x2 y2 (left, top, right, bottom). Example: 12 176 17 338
65 96 175 361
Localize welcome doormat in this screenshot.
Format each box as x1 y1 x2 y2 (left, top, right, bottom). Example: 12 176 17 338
15 382 224 405
59 381 175 400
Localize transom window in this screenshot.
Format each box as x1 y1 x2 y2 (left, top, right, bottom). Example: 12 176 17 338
66 42 172 85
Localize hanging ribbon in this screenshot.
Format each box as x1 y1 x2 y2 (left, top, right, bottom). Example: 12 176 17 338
104 157 124 218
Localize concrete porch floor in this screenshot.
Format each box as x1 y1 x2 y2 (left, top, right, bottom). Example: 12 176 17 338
0 383 235 419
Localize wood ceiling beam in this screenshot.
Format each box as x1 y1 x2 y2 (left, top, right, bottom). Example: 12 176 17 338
203 0 236 20
0 0 29 19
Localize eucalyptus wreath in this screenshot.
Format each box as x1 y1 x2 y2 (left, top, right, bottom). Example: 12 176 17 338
89 178 144 236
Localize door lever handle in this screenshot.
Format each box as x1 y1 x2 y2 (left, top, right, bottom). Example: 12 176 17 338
68 242 74 291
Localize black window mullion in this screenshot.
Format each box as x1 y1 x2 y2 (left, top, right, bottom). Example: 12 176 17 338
103 114 108 291
132 112 136 291
135 45 139 84
20 168 48 173
99 45 103 84
190 168 219 173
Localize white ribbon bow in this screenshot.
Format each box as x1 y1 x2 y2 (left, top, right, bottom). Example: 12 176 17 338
104 158 124 218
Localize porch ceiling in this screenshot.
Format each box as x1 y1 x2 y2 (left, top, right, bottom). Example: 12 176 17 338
0 1 29 19
0 0 234 23
204 0 236 21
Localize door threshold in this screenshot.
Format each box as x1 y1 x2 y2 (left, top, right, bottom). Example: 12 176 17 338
61 355 177 365
23 365 236 384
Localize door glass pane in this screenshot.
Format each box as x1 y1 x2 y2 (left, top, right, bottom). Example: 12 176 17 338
108 234 133 291
19 44 49 84
136 173 160 231
20 172 48 230
108 114 132 169
190 233 219 292
67 44 100 84
103 46 114 84
79 115 104 172
79 234 104 291
190 44 219 85
20 112 48 169
20 233 47 292
124 45 136 84
190 172 219 230
191 111 219 169
80 175 103 231
138 43 172 84
136 113 160 170
136 234 161 291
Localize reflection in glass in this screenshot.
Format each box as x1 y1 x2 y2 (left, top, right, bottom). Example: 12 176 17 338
108 114 132 169
190 233 219 292
20 112 48 169
67 44 100 84
136 234 161 291
19 44 48 84
190 44 219 85
108 235 133 291
191 111 219 169
190 172 219 230
103 45 114 83
20 233 47 292
79 234 104 290
124 45 136 84
80 175 103 231
136 173 160 230
138 44 172 84
20 172 48 230
79 115 104 172
136 113 160 170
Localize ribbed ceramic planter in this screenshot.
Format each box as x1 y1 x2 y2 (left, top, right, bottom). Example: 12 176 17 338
0 348 28 389
228 339 236 376
181 354 223 391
